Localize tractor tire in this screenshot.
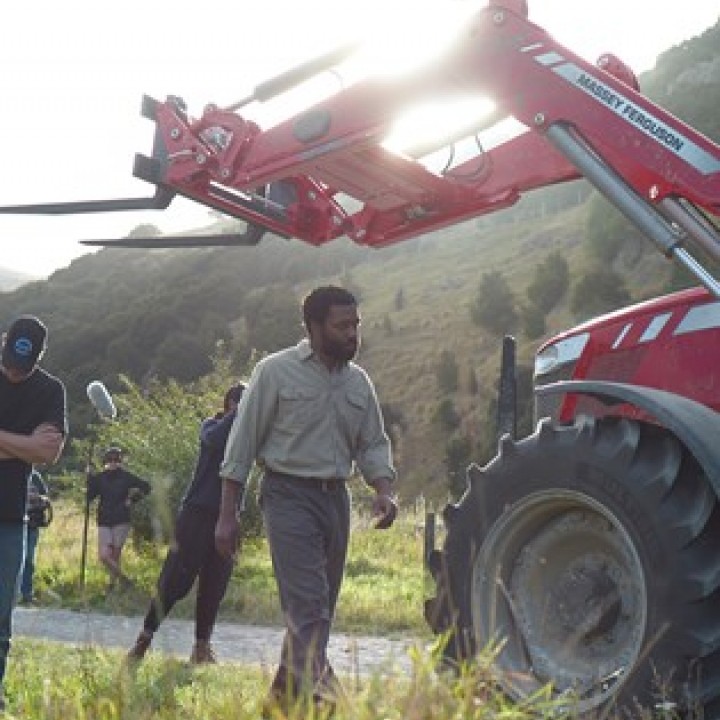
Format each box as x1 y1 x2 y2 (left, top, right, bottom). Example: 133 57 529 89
426 415 720 717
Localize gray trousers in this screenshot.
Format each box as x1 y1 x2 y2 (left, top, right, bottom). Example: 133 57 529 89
261 472 350 695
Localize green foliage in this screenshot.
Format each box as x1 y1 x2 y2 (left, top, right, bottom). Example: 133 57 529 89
469 271 518 336
520 303 547 340
641 21 720 143
127 223 161 239
526 251 569 313
436 350 459 394
569 268 632 320
240 285 303 358
77 352 263 544
0 237 371 448
434 398 460 431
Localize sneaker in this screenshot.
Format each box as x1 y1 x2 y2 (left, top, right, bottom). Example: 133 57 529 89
126 630 153 663
189 640 216 665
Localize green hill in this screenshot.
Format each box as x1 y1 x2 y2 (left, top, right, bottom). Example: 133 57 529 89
1 20 718 503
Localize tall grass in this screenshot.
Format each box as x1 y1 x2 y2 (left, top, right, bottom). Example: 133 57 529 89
8 497 580 720
5 637 578 720
31 492 431 636
13 499 670 718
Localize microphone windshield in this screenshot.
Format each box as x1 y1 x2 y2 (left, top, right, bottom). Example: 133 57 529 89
86 381 117 420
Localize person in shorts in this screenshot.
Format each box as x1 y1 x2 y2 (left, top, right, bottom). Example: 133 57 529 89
87 447 150 589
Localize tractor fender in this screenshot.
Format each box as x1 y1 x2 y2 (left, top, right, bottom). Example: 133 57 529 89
536 380 720 495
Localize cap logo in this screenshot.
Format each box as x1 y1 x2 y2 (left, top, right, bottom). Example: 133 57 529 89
13 337 34 357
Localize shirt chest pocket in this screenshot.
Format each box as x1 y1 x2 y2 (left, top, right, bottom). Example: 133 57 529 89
342 390 369 438
277 387 324 431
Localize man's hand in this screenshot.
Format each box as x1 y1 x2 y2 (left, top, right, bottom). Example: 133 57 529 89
31 424 65 464
370 478 397 530
216 477 243 559
126 488 142 506
215 514 239 560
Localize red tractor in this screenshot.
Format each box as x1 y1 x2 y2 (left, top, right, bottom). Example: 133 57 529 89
425 285 720 716
4 0 720 715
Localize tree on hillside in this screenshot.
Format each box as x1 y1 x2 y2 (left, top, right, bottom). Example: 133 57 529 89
520 303 547 340
241 286 303 358
470 271 518 336
526 251 569 313
436 350 459 394
570 268 632 320
127 223 161 238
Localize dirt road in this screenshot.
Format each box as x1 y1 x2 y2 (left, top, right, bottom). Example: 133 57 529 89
13 606 417 677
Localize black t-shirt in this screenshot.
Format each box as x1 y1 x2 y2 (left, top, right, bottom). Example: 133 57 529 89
0 368 67 523
87 467 151 527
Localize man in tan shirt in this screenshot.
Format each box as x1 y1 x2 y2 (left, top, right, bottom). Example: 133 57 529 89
215 285 396 712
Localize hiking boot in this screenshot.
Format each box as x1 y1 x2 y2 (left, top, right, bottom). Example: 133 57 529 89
189 640 216 665
126 630 153 663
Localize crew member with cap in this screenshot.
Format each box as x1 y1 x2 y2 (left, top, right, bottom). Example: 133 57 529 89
0 315 67 713
87 447 151 590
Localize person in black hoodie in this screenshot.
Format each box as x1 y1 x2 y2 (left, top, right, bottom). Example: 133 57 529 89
126 382 245 665
87 447 151 589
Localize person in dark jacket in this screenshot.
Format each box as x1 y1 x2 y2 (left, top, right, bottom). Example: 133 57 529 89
87 447 150 589
19 469 51 604
126 383 245 664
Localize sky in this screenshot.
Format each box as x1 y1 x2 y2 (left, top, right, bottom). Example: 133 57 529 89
0 0 718 277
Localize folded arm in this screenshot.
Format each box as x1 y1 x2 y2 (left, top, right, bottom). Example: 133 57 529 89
0 423 65 465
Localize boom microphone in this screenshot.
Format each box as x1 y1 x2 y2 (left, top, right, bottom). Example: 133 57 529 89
86 381 117 420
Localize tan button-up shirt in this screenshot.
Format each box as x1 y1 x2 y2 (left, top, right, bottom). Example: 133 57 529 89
220 339 395 488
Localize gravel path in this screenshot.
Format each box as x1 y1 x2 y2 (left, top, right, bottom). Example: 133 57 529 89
13 607 418 677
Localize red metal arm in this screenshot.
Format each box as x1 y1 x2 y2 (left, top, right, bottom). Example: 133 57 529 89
132 0 719 251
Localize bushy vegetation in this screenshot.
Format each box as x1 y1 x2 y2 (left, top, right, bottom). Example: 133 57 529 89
469 272 518 337
70 351 264 545
569 267 632 320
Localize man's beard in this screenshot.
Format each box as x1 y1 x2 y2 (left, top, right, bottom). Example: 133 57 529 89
324 337 358 364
